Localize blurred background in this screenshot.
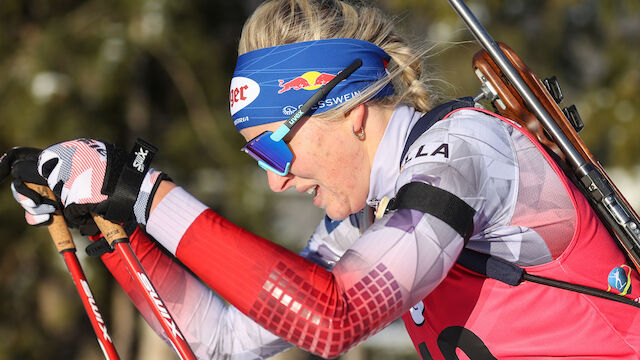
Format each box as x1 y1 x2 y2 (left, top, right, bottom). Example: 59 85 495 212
0 0 638 359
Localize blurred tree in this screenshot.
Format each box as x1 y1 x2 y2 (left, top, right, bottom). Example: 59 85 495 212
0 0 638 359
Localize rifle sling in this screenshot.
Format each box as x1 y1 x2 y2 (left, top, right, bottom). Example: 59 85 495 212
457 249 640 309
397 98 640 309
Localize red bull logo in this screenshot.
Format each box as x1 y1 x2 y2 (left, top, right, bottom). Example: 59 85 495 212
278 71 336 94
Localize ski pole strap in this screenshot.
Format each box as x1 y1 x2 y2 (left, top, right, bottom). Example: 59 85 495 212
104 138 157 223
458 248 640 309
389 182 476 242
86 237 115 257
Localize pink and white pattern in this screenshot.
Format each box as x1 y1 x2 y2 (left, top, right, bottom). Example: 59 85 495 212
38 139 109 206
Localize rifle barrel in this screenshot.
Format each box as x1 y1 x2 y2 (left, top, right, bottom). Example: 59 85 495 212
446 0 587 174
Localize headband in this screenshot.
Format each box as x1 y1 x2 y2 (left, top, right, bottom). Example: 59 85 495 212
230 38 394 130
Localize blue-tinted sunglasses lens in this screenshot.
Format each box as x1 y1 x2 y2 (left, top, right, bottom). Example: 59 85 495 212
242 131 293 175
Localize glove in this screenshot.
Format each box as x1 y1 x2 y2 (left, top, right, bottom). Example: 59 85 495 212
0 147 60 226
37 138 166 234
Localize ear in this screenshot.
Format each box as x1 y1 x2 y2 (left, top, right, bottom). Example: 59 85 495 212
345 103 366 133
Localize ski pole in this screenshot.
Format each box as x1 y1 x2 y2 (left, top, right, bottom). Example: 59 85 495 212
26 183 120 360
91 215 197 360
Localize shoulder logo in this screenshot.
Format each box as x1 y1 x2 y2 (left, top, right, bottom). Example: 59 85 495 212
607 264 632 295
403 142 450 167
230 77 260 116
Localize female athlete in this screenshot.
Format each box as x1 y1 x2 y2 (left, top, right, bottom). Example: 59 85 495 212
5 0 640 358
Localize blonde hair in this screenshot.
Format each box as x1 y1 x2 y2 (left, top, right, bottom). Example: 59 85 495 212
238 0 434 116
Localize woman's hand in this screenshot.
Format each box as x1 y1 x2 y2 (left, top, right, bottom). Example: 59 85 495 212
0 147 60 226
37 139 165 230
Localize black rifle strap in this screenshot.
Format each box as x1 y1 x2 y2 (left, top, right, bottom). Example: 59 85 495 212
390 182 475 242
458 248 640 308
456 248 524 286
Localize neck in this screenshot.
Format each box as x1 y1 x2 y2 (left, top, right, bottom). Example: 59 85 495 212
363 105 395 169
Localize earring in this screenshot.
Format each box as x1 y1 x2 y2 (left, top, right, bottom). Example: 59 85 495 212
352 127 365 140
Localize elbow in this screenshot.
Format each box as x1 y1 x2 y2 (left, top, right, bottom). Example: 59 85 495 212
252 264 405 358
289 310 396 358
297 319 364 359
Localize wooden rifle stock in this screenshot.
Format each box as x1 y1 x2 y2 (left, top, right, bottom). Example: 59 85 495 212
472 42 640 272
472 44 565 162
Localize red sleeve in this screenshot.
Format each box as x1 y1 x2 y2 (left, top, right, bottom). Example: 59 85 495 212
99 227 190 338
174 209 405 358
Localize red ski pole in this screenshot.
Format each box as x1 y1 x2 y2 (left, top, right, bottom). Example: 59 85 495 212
27 183 120 360
92 215 196 360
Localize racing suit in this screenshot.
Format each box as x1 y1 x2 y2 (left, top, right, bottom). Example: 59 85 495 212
99 104 640 359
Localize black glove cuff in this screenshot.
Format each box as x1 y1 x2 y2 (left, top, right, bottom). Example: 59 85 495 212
102 139 157 223
86 237 114 257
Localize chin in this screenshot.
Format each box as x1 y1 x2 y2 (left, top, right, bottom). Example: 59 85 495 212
325 201 366 221
325 207 351 221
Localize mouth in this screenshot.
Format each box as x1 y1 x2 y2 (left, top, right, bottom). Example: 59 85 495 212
305 185 318 197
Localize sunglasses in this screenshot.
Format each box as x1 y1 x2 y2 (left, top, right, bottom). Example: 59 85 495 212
241 59 363 176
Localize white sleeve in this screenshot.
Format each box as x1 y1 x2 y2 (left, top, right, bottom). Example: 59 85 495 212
164 278 291 360
399 109 518 234
330 110 519 309
300 214 362 269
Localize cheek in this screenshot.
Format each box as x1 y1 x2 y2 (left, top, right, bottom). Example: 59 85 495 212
293 127 368 194
321 139 353 175
293 130 333 170
323 141 369 198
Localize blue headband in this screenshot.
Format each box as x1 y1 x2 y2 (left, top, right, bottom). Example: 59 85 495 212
230 38 394 130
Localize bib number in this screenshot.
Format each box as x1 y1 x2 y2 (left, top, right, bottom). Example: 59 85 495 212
418 326 496 360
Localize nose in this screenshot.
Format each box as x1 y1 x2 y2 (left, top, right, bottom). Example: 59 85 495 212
266 170 293 192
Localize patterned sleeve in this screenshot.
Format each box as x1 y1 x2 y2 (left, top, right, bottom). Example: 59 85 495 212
102 214 361 359
398 109 518 237
300 214 362 269
400 109 569 266
100 228 293 360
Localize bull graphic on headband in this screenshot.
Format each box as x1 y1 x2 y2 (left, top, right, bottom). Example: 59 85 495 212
230 38 394 130
278 71 337 93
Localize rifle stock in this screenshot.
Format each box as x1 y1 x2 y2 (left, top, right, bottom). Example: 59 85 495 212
472 42 640 272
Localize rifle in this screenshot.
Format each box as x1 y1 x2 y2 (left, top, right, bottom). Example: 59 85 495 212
448 0 640 272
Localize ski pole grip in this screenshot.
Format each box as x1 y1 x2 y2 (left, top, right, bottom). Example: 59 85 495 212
25 183 75 252
92 215 128 246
